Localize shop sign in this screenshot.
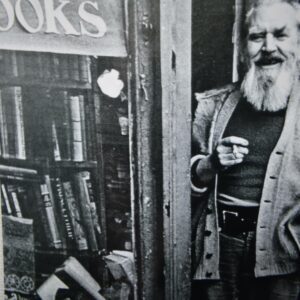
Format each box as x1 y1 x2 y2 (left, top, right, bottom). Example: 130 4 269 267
0 0 127 56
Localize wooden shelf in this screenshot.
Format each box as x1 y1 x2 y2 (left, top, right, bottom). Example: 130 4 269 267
0 77 91 90
0 158 98 170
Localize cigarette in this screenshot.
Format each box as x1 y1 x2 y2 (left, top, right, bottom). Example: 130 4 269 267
233 145 239 156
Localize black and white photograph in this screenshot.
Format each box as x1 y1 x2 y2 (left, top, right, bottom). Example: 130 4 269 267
1 0 300 299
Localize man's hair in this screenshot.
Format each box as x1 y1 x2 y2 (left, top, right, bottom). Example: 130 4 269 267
241 0 300 43
238 0 300 73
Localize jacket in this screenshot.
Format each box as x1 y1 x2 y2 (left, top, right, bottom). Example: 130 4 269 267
191 80 300 280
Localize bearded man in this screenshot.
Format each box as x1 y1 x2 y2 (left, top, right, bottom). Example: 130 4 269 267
191 1 300 299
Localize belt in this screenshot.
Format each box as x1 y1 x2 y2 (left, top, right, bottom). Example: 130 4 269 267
218 203 259 235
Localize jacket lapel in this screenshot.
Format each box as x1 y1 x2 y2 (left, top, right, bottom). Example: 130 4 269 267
272 77 300 153
210 89 241 152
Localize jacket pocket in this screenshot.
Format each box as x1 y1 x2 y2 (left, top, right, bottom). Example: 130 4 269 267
277 201 300 260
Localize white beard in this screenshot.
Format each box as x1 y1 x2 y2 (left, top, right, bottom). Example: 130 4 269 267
241 58 297 112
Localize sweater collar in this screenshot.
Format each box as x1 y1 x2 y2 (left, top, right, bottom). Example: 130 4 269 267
211 77 300 153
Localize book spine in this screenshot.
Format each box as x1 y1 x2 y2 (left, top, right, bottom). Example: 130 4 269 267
31 184 51 248
13 86 26 159
1 184 12 215
52 121 61 161
79 56 90 82
73 172 98 251
11 51 18 77
62 181 89 251
2 87 17 158
40 182 63 249
0 165 37 177
36 52 44 79
84 97 92 160
82 172 102 247
0 51 4 77
79 95 87 160
16 52 25 78
60 55 69 80
86 91 96 160
62 91 72 160
52 54 61 80
24 52 34 78
70 96 83 161
6 184 23 218
69 55 80 81
11 191 23 218
3 50 12 77
73 55 80 81
52 177 75 246
43 53 52 80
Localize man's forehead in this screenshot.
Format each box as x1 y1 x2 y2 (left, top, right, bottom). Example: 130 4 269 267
248 2 298 32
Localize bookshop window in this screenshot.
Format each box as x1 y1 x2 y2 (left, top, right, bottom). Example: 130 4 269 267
1 50 133 299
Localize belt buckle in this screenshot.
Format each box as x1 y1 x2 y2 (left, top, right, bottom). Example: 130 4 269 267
222 210 238 224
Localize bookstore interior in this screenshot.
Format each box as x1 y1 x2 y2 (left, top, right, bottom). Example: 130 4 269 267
0 1 135 299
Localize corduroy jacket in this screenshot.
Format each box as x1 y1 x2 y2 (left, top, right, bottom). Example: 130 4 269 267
191 80 300 280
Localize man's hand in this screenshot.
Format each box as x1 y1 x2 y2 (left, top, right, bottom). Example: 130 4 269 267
214 136 249 168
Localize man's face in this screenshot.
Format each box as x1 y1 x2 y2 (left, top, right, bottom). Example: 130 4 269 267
246 2 299 76
241 2 299 112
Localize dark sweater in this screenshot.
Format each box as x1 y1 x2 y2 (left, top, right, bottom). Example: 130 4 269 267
218 99 286 206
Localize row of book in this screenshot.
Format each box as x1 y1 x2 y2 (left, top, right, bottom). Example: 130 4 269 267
0 86 95 162
1 170 103 252
0 50 91 83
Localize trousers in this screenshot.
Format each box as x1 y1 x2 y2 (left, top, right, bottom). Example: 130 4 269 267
192 232 300 300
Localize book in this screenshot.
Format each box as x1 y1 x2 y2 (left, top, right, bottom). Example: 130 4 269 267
42 53 52 79
13 86 26 159
62 90 72 160
81 171 102 246
60 55 70 80
62 181 89 251
79 95 87 160
16 52 25 78
0 165 37 178
71 55 80 81
79 56 90 82
52 54 61 80
37 256 105 300
1 86 26 159
51 90 72 160
51 121 61 161
3 51 13 77
11 51 18 77
0 89 6 156
73 171 98 251
6 184 23 218
39 180 63 249
70 96 84 161
1 87 17 158
104 251 136 286
1 184 12 215
51 177 75 248
3 215 35 295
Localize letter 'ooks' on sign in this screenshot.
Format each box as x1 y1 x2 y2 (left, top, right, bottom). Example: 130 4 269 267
0 0 127 57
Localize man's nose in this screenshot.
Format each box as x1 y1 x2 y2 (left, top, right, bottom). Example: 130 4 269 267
263 33 276 52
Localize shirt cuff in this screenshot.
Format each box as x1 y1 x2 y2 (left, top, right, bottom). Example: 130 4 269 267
191 154 209 194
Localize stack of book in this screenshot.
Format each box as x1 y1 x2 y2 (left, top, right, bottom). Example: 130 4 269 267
50 90 92 162
0 86 95 162
1 170 102 252
0 50 91 84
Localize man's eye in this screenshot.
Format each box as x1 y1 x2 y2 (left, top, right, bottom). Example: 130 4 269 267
248 34 264 42
275 33 288 40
